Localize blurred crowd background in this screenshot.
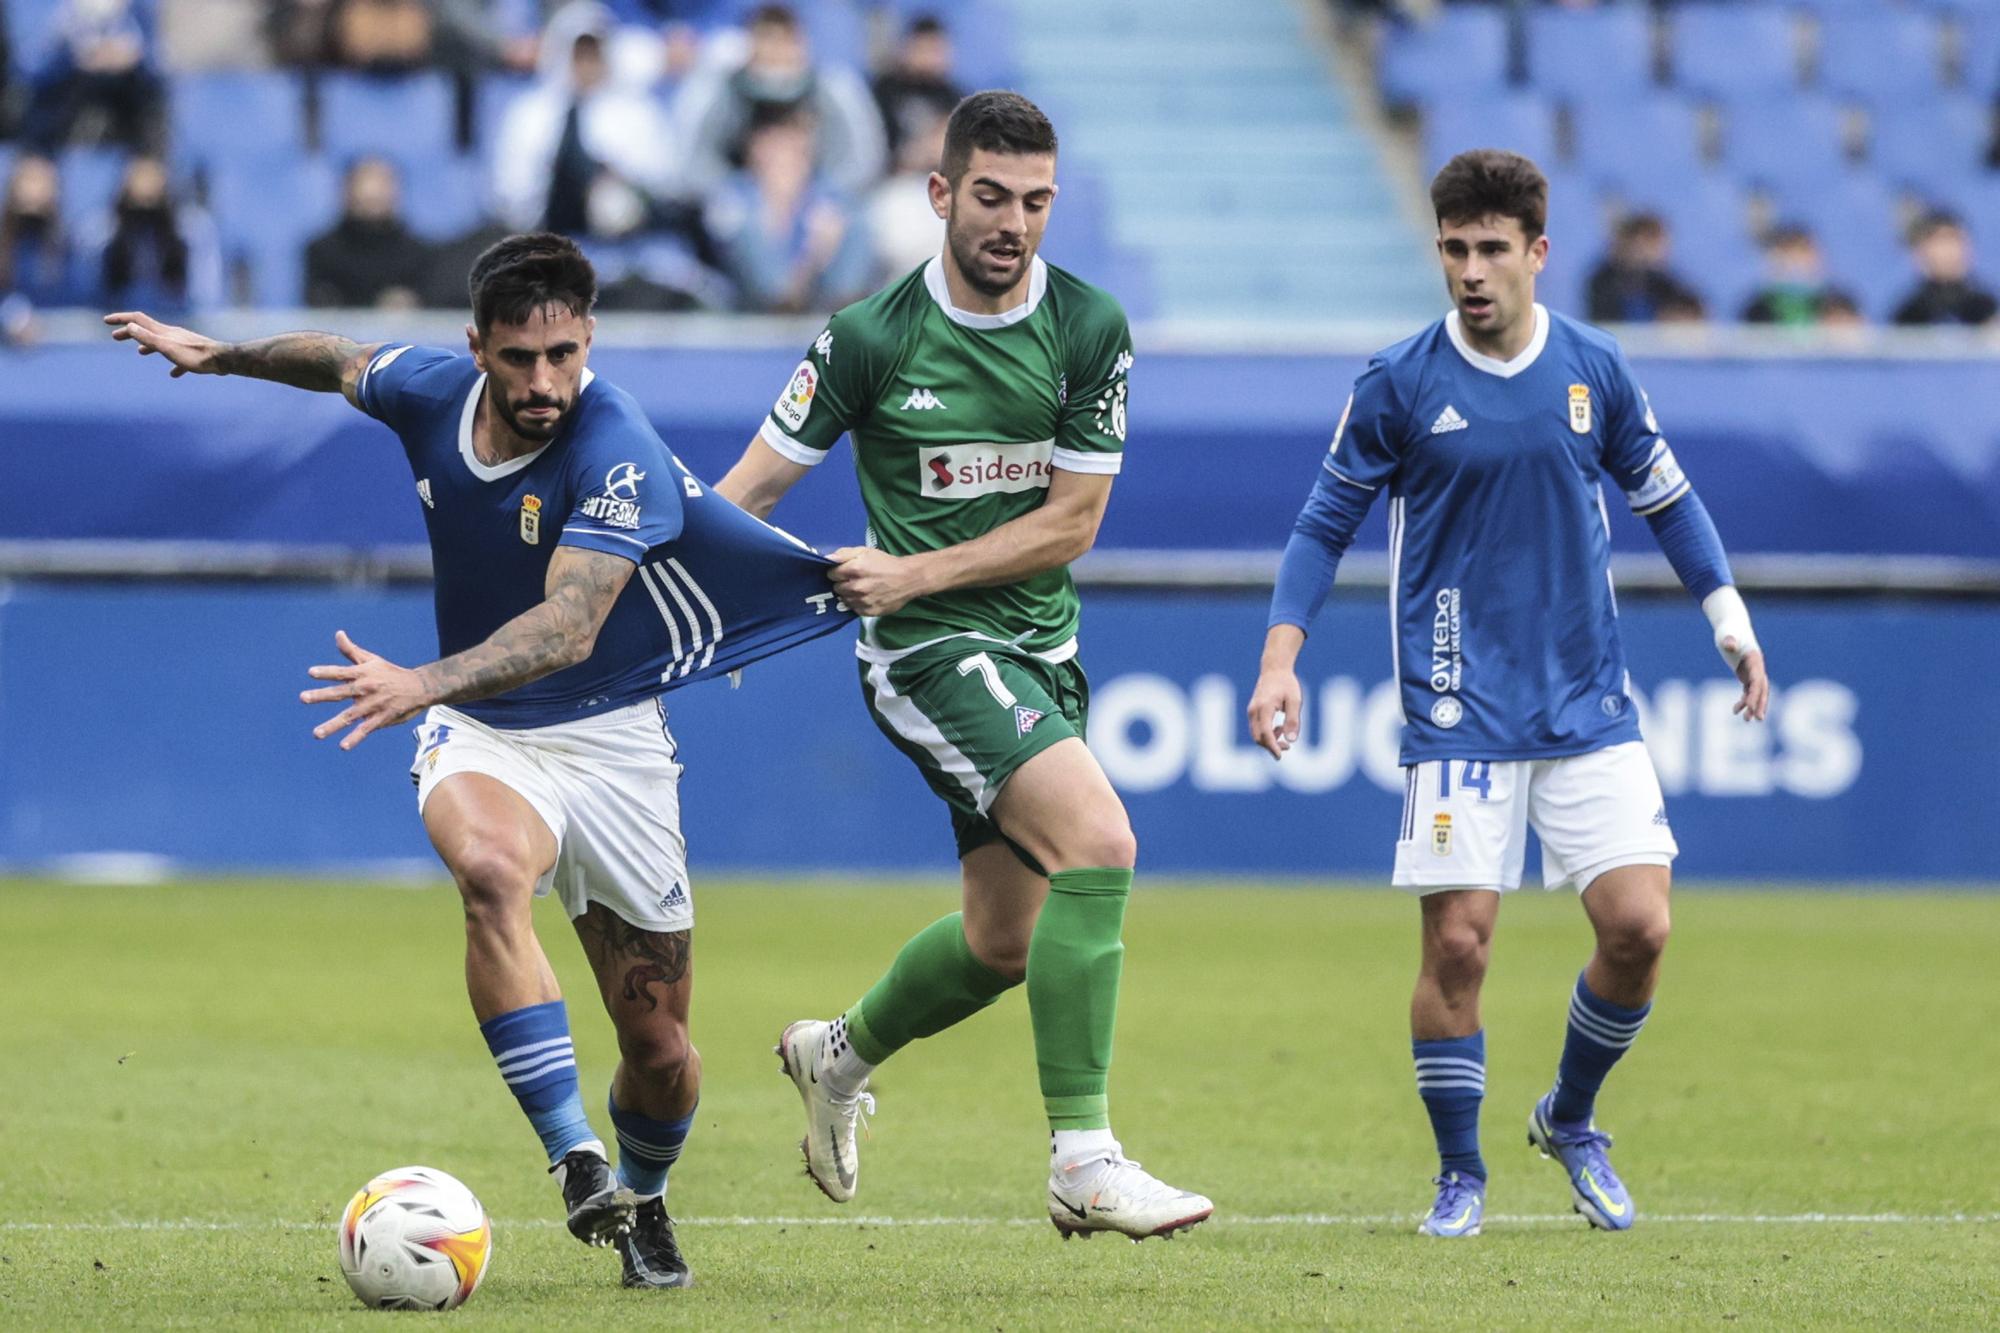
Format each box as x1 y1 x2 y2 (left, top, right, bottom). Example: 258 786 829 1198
0 0 1995 335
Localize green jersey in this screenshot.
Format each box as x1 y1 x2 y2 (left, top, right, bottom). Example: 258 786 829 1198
761 255 1132 660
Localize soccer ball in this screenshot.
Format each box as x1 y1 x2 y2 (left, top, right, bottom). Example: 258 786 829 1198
337 1166 493 1311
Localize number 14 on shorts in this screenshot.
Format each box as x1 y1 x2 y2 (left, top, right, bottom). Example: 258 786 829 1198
1438 761 1493 800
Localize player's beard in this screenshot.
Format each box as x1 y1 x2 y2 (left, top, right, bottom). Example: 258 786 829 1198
493 382 567 442
946 212 1034 300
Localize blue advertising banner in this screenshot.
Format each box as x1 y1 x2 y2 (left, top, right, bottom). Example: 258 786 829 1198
0 584 1990 881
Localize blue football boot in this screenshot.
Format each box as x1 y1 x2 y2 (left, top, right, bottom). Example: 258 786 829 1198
1416 1169 1486 1237
1528 1093 1635 1231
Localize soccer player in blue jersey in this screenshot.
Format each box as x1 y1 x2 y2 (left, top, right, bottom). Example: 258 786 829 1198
105 233 853 1287
1248 152 1771 1238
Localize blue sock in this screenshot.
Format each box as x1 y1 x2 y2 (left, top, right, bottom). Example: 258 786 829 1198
1413 1032 1486 1182
479 1001 596 1165
609 1091 696 1199
1550 971 1651 1125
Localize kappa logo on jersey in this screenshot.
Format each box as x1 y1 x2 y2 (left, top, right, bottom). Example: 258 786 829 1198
901 387 947 411
1430 404 1469 434
519 494 542 544
1014 705 1045 736
1568 383 1593 434
580 462 646 529
775 360 817 431
416 478 434 509
918 439 1055 497
1431 813 1453 857
814 328 833 361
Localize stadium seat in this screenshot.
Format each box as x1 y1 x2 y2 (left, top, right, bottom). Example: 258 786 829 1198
1570 94 1705 196
207 155 341 307
1718 93 1852 196
939 0 1022 90
1817 11 1945 104
169 72 309 171
1379 7 1512 110
1870 94 1989 203
316 72 457 166
58 146 130 237
1423 93 1557 180
1767 171 1909 317
1523 5 1655 104
1961 11 2000 98
1668 5 1800 102
393 152 492 241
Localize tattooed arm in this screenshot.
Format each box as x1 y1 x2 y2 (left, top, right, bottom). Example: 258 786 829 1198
105 310 381 406
301 547 636 749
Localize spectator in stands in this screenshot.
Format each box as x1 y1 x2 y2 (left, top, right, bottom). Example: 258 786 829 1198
493 1 681 236
20 0 167 155
676 4 886 197
703 106 872 313
1892 210 1997 327
1585 213 1705 324
872 14 962 160
304 157 430 308
88 155 223 310
0 155 84 308
1741 224 1858 327
866 108 946 279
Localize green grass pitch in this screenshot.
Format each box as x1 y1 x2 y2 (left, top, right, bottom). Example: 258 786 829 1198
2 876 1994 1328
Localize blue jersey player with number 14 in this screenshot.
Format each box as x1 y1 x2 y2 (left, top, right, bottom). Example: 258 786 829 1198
1249 151 1771 1238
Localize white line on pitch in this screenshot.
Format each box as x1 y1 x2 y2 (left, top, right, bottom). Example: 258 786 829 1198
2 1213 1993 1233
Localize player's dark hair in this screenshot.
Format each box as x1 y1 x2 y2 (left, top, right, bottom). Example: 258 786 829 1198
467 232 597 333
1430 149 1548 241
941 90 1057 182
1616 212 1665 243
748 3 797 31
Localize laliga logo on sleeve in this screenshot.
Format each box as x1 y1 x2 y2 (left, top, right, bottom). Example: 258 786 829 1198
776 360 817 431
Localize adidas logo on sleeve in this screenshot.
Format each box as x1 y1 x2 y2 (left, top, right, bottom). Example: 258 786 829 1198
1430 405 1469 435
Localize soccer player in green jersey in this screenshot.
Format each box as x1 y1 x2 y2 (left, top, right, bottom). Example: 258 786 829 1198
715 91 1213 1241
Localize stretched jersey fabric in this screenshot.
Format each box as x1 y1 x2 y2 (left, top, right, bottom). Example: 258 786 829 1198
357 345 852 729
1272 305 1696 764
758 255 1132 661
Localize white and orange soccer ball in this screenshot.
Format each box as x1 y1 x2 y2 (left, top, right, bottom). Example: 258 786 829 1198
337 1166 493 1311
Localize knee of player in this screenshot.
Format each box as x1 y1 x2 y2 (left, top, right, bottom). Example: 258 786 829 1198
1066 813 1138 872
450 842 540 917
621 1024 694 1085
1599 908 1671 967
965 930 1030 984
1427 920 1492 980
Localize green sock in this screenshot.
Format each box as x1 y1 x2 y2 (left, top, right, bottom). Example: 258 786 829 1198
1027 866 1133 1131
844 912 1015 1066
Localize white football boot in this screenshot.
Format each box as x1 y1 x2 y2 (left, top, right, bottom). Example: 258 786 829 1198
1047 1144 1214 1241
775 1019 873 1203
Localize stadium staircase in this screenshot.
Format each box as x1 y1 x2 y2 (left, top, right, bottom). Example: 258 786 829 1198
1002 0 1439 326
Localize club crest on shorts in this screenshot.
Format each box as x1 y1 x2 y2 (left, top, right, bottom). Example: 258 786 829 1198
1431 813 1453 857
1568 383 1592 434
519 494 542 545
1014 705 1045 737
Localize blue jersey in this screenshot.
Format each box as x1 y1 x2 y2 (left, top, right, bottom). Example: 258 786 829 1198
1312 306 1690 763
356 345 852 729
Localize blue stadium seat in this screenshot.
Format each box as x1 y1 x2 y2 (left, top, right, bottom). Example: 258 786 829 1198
1962 10 2000 98
1871 94 1988 203
1767 171 1909 316
59 146 130 237
1668 5 1799 102
1570 94 1705 195
1537 169 1602 316
1610 169 1756 265
208 155 340 307
940 0 1021 90
169 72 309 170
472 73 535 160
389 152 491 241
317 72 457 165
1817 11 1945 104
1379 7 1512 110
1719 93 1852 195
1423 93 1557 180
1524 6 1654 104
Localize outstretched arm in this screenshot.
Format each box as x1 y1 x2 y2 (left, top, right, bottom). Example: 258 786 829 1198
715 434 814 520
822 469 1114 617
301 547 635 748
104 311 380 407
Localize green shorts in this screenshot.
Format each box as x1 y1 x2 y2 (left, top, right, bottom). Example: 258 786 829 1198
857 638 1091 866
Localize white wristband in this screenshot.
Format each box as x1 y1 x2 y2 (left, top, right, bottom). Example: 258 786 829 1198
1701 586 1759 670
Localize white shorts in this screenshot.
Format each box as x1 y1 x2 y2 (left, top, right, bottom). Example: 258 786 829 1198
410 698 692 933
1392 741 1677 895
